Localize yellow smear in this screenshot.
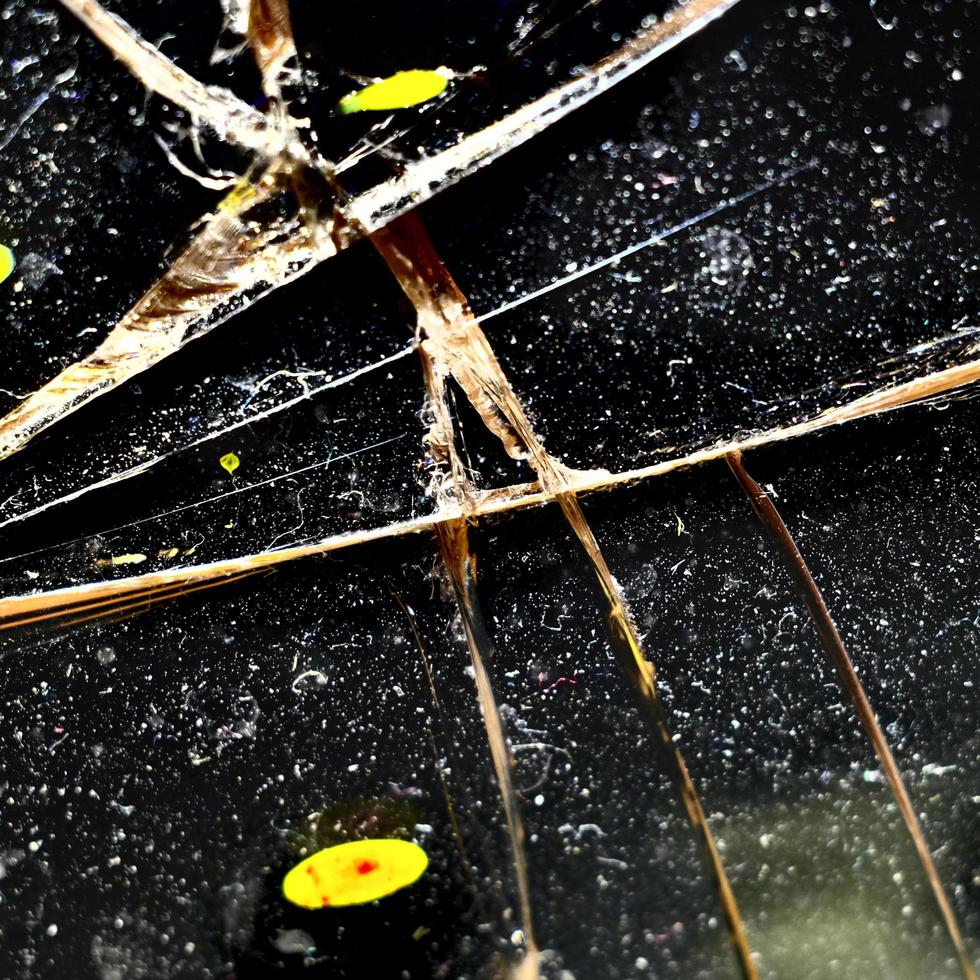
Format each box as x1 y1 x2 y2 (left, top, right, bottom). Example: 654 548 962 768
339 69 450 114
283 839 428 909
219 452 240 475
95 553 147 567
0 245 14 284
218 178 258 214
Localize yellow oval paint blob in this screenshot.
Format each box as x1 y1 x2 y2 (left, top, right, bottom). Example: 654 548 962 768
219 451 240 475
283 839 428 909
338 69 451 114
0 245 14 285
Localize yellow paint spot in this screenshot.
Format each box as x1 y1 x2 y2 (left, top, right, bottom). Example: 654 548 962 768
218 178 258 214
95 553 148 567
283 839 428 909
0 245 14 285
220 452 240 475
338 69 451 114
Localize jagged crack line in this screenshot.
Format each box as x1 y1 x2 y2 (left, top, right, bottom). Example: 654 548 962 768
0 187 333 463
57 0 272 150
0 568 264 635
348 0 742 233
0 512 460 624
2 0 739 464
369 198 755 976
557 493 759 980
388 587 497 925
436 521 540 979
372 208 538 972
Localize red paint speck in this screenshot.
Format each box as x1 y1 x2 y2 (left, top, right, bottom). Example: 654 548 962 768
356 860 379 876
541 673 580 693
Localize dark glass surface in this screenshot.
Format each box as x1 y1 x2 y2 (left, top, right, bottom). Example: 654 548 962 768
0 0 977 977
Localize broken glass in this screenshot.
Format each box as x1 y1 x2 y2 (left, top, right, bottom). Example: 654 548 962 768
0 0 977 977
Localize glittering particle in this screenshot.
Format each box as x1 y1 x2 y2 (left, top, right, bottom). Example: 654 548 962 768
219 451 240 474
282 839 428 909
338 69 451 114
17 252 62 289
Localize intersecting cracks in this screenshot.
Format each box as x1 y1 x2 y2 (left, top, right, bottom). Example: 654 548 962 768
3 337 980 608
0 0 743 465
0 0 330 461
5 340 980 613
3 148 976 543
4 2 978 971
366 186 756 973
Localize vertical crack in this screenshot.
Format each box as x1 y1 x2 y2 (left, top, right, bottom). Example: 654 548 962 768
240 5 538 965
436 520 541 979
556 493 759 979
371 216 539 976
370 208 758 979
388 587 498 932
726 450 977 980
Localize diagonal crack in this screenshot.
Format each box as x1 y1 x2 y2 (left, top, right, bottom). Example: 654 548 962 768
371 215 541 975
0 160 330 459
57 0 274 150
3 346 978 624
0 346 414 530
2 344 978 620
435 520 542 979
0 0 741 462
726 450 978 980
